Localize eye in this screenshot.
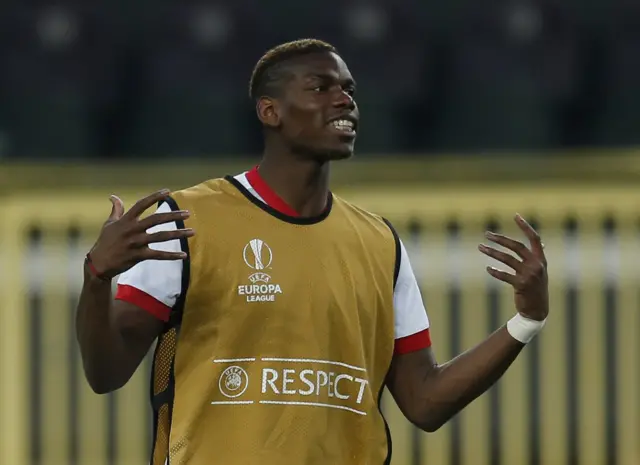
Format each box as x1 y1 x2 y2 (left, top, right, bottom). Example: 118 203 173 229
344 86 356 96
311 85 329 93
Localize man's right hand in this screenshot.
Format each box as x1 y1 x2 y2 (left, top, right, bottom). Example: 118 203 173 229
87 189 194 280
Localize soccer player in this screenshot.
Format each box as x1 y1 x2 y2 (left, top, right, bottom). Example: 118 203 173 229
76 39 549 465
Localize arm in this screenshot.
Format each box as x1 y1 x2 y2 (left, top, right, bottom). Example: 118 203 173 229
76 274 163 394
386 215 548 432
387 329 523 432
76 191 193 394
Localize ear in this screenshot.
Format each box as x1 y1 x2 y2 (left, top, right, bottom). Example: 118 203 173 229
256 96 281 128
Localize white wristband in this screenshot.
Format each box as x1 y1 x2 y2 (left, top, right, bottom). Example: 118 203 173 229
506 313 546 344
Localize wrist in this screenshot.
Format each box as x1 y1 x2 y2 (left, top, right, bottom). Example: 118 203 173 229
84 252 111 283
506 313 546 344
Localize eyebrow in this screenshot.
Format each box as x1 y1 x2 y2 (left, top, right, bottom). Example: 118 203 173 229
305 73 357 88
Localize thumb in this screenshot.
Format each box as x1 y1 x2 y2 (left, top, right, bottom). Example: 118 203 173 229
108 195 125 221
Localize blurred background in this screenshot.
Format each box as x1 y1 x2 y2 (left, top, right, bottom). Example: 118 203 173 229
0 0 639 464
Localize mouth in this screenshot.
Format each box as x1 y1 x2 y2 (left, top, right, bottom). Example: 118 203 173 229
327 115 358 137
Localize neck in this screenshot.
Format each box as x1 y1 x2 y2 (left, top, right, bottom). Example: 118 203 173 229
258 149 331 218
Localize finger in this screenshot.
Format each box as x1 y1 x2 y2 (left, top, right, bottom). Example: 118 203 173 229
125 189 171 219
144 229 195 245
478 244 523 272
514 214 545 259
137 210 190 231
141 249 188 261
108 195 125 221
486 266 518 285
485 231 532 261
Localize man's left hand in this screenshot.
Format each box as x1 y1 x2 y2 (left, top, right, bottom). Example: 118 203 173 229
478 214 549 321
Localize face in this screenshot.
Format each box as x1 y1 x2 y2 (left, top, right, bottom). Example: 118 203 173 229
261 52 359 161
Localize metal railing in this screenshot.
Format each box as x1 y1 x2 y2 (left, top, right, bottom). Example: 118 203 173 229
1 184 638 465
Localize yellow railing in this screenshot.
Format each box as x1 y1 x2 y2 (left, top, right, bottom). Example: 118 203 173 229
1 182 639 465
3 150 640 194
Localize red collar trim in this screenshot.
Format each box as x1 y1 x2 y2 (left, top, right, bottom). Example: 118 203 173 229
245 166 300 217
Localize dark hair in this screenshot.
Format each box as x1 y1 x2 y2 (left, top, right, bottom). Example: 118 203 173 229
249 38 338 100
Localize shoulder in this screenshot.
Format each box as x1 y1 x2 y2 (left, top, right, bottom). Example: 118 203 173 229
171 177 228 202
168 177 241 210
332 194 402 282
332 194 398 239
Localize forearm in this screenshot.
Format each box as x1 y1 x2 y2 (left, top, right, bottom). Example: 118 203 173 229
75 269 130 393
417 326 523 430
389 216 549 432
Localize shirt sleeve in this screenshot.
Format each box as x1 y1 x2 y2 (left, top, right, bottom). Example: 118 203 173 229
393 238 431 355
115 201 184 321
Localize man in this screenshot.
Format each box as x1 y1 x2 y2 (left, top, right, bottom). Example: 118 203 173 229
76 39 549 465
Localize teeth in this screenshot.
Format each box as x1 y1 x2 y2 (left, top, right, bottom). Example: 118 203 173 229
331 119 355 132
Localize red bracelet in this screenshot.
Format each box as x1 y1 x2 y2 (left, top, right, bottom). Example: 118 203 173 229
85 252 110 281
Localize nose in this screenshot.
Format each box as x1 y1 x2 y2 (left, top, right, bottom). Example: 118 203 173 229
333 89 355 109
